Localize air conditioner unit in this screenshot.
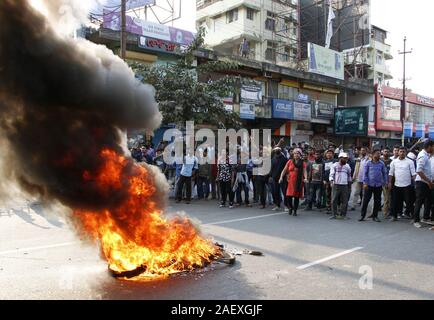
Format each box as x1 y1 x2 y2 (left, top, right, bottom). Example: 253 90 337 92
263 71 272 78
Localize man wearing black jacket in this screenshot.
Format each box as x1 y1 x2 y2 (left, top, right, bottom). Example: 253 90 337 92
270 147 288 210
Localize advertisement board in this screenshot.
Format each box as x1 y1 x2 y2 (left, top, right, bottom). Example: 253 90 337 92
272 99 294 120
240 103 255 120
312 101 334 119
376 86 403 132
381 97 401 121
308 42 344 80
103 10 195 46
240 84 263 105
334 107 367 136
294 102 312 122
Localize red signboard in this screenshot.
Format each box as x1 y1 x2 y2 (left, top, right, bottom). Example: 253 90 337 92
375 85 403 132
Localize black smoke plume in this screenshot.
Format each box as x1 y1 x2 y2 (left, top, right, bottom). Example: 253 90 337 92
0 0 163 210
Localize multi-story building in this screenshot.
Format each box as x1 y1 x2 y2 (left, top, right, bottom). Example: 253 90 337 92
343 25 393 86
196 0 300 68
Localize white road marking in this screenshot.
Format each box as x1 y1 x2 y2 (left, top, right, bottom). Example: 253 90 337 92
204 212 285 226
297 247 364 270
0 212 284 255
0 241 79 256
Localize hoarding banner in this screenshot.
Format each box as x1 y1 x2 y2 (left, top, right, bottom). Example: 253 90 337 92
272 99 294 120
240 103 256 120
240 84 262 105
415 123 425 138
381 97 401 121
308 42 344 80
294 102 312 122
312 101 334 119
334 107 367 136
403 122 414 138
103 10 195 46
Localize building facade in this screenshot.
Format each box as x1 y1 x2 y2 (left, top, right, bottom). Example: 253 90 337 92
375 85 434 147
196 0 300 69
343 25 393 86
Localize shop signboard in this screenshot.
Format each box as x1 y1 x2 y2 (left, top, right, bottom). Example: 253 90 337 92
297 93 310 104
240 103 255 120
334 107 367 136
312 100 334 119
381 97 401 121
294 102 312 122
272 99 294 120
103 10 195 46
240 84 263 105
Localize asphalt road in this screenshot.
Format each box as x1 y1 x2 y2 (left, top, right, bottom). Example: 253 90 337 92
1 197 434 300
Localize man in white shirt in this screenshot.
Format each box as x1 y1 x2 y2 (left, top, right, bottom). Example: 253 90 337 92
389 147 416 222
413 140 434 228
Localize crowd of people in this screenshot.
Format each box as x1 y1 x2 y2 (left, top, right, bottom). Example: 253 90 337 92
131 138 434 230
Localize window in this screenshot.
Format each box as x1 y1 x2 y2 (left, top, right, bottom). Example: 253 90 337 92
226 9 238 23
265 11 276 31
265 41 277 61
278 84 297 100
376 52 383 65
246 8 255 20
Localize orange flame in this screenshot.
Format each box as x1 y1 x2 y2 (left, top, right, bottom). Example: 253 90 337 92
74 149 220 280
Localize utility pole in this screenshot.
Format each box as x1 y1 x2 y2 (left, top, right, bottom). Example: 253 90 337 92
398 36 412 146
120 0 127 60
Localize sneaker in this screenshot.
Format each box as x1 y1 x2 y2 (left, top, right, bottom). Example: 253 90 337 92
219 204 225 208
421 219 431 224
391 217 398 222
272 206 280 211
373 217 381 223
329 215 337 220
358 217 365 222
284 208 289 213
228 205 234 209
414 222 422 228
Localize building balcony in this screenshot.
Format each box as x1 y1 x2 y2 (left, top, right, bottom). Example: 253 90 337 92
372 39 393 60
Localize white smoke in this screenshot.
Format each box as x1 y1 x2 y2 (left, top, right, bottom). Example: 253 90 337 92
29 0 94 36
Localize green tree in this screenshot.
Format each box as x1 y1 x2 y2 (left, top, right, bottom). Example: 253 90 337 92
131 28 242 129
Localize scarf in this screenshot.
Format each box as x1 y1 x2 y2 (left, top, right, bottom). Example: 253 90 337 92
293 159 304 192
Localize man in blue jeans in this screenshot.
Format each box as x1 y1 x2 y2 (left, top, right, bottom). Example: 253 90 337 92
359 149 388 222
176 152 198 204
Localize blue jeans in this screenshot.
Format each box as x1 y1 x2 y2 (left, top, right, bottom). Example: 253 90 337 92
236 183 250 204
